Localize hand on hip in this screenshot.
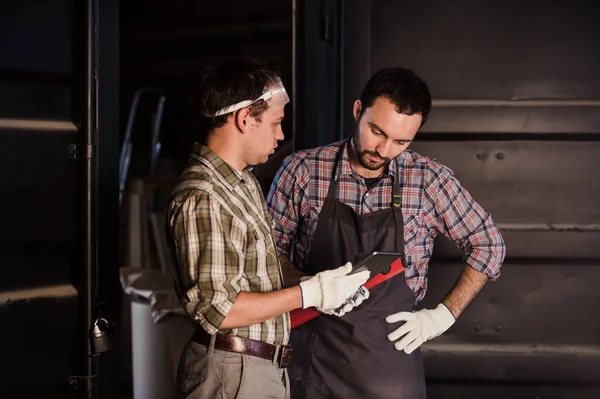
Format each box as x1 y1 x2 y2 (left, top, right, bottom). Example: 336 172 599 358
386 303 455 354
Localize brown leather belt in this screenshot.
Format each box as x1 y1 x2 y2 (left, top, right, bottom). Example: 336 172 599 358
191 327 293 368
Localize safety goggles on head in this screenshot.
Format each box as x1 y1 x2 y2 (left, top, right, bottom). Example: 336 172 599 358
209 77 290 117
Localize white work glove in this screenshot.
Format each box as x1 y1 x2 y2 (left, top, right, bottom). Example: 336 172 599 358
299 262 370 310
386 303 456 354
299 276 370 317
320 286 370 317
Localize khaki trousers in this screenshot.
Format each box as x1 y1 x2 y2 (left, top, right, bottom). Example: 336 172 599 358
175 336 290 399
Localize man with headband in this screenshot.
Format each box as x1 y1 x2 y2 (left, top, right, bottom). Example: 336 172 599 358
165 57 371 399
267 67 506 398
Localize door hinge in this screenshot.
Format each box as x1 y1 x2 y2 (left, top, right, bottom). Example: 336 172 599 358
69 144 97 161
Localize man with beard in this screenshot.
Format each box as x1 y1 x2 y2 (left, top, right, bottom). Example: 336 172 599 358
265 67 506 398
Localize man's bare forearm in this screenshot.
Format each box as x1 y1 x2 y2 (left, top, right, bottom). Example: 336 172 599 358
441 265 489 318
279 254 306 288
220 287 302 329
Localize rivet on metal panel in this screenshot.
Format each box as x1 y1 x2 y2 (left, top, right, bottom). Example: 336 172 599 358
475 324 483 331
476 152 485 160
495 324 503 332
496 152 505 160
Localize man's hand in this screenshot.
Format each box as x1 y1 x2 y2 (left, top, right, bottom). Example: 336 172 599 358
386 304 455 354
299 263 370 310
319 286 370 317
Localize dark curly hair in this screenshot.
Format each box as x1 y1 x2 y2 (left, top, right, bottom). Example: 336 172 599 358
359 67 432 127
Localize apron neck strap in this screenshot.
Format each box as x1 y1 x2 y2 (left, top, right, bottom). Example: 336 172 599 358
326 140 404 209
392 159 404 254
324 140 349 203
325 140 406 255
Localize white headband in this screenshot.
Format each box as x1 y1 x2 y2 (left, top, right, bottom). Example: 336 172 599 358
206 77 290 117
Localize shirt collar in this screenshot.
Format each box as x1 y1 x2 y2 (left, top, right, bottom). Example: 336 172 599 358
190 142 253 188
335 140 399 181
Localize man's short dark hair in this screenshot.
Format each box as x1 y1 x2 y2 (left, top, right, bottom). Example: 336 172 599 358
198 57 281 132
359 67 432 127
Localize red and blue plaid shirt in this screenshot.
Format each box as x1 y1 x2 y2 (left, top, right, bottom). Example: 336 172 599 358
266 140 505 302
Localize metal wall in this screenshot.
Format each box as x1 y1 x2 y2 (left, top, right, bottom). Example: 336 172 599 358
297 0 600 397
0 0 119 397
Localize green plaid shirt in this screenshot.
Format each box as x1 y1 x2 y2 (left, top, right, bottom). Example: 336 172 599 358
167 143 290 345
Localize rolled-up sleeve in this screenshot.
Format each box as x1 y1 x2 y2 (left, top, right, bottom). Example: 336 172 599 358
266 154 310 257
432 164 506 280
168 192 244 333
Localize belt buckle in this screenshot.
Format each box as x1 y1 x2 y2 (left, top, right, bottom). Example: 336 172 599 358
276 344 293 368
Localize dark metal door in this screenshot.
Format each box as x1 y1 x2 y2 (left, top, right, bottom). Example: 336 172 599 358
295 0 600 397
0 0 119 398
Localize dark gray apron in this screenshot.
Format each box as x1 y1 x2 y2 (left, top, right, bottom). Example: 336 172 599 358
289 144 426 399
